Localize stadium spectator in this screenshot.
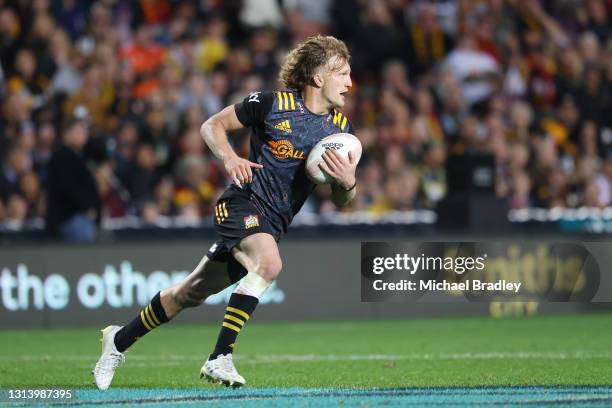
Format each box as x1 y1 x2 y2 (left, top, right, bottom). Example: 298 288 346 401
442 34 501 106
239 0 283 29
418 142 447 208
139 100 174 171
19 170 43 219
52 0 88 40
0 145 31 203
353 0 403 78
381 60 413 102
63 62 114 130
46 119 100 241
152 176 177 217
173 153 215 218
404 2 454 78
117 141 160 216
0 7 22 76
0 193 28 231
96 162 127 220
509 171 533 210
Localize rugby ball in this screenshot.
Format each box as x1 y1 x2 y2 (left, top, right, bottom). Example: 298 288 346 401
306 133 362 184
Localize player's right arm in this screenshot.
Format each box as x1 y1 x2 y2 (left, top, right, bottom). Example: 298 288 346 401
200 105 263 187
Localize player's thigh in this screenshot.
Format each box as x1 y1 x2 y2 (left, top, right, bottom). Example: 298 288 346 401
231 232 282 281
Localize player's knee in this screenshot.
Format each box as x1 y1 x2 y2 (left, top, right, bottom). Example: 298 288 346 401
256 257 282 282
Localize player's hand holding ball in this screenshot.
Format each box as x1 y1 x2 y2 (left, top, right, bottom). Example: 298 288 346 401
320 149 357 189
306 133 362 189
224 154 263 187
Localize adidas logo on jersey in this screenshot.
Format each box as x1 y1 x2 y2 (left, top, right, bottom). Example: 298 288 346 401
273 120 292 133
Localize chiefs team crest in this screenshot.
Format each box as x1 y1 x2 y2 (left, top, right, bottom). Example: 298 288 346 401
244 214 259 229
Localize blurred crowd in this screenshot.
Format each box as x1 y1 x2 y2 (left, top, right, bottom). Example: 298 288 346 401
0 0 611 239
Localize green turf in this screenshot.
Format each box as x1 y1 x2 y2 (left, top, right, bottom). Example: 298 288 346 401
0 313 610 389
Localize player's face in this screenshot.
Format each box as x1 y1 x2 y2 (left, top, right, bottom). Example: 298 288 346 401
321 58 352 108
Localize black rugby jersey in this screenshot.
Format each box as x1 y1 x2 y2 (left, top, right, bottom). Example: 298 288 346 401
234 90 354 236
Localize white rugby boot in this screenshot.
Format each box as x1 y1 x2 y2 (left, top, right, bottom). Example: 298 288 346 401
200 353 246 388
93 325 125 390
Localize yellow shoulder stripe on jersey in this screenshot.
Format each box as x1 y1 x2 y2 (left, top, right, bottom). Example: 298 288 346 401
288 92 295 110
333 111 349 131
277 91 296 111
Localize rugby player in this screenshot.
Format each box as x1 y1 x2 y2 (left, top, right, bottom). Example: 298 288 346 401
94 35 357 389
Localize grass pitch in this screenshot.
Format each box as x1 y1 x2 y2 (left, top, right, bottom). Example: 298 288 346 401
0 313 611 406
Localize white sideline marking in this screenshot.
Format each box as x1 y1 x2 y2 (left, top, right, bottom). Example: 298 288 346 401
239 351 612 362
1 351 611 365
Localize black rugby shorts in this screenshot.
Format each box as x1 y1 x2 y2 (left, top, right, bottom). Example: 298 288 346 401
206 187 279 283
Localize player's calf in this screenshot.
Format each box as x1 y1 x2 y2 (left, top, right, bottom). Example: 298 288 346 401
171 274 229 311
169 256 234 315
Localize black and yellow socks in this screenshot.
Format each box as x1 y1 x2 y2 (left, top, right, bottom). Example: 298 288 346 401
114 292 169 352
112 289 260 358
210 293 259 359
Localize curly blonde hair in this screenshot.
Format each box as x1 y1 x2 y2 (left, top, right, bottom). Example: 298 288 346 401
279 35 351 90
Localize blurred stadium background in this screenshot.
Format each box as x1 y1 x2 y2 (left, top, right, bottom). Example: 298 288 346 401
0 0 611 405
0 0 611 234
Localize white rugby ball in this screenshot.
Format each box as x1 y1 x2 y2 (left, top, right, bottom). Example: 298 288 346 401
306 133 362 184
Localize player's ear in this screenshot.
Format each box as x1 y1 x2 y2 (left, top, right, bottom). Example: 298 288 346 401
312 71 324 88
